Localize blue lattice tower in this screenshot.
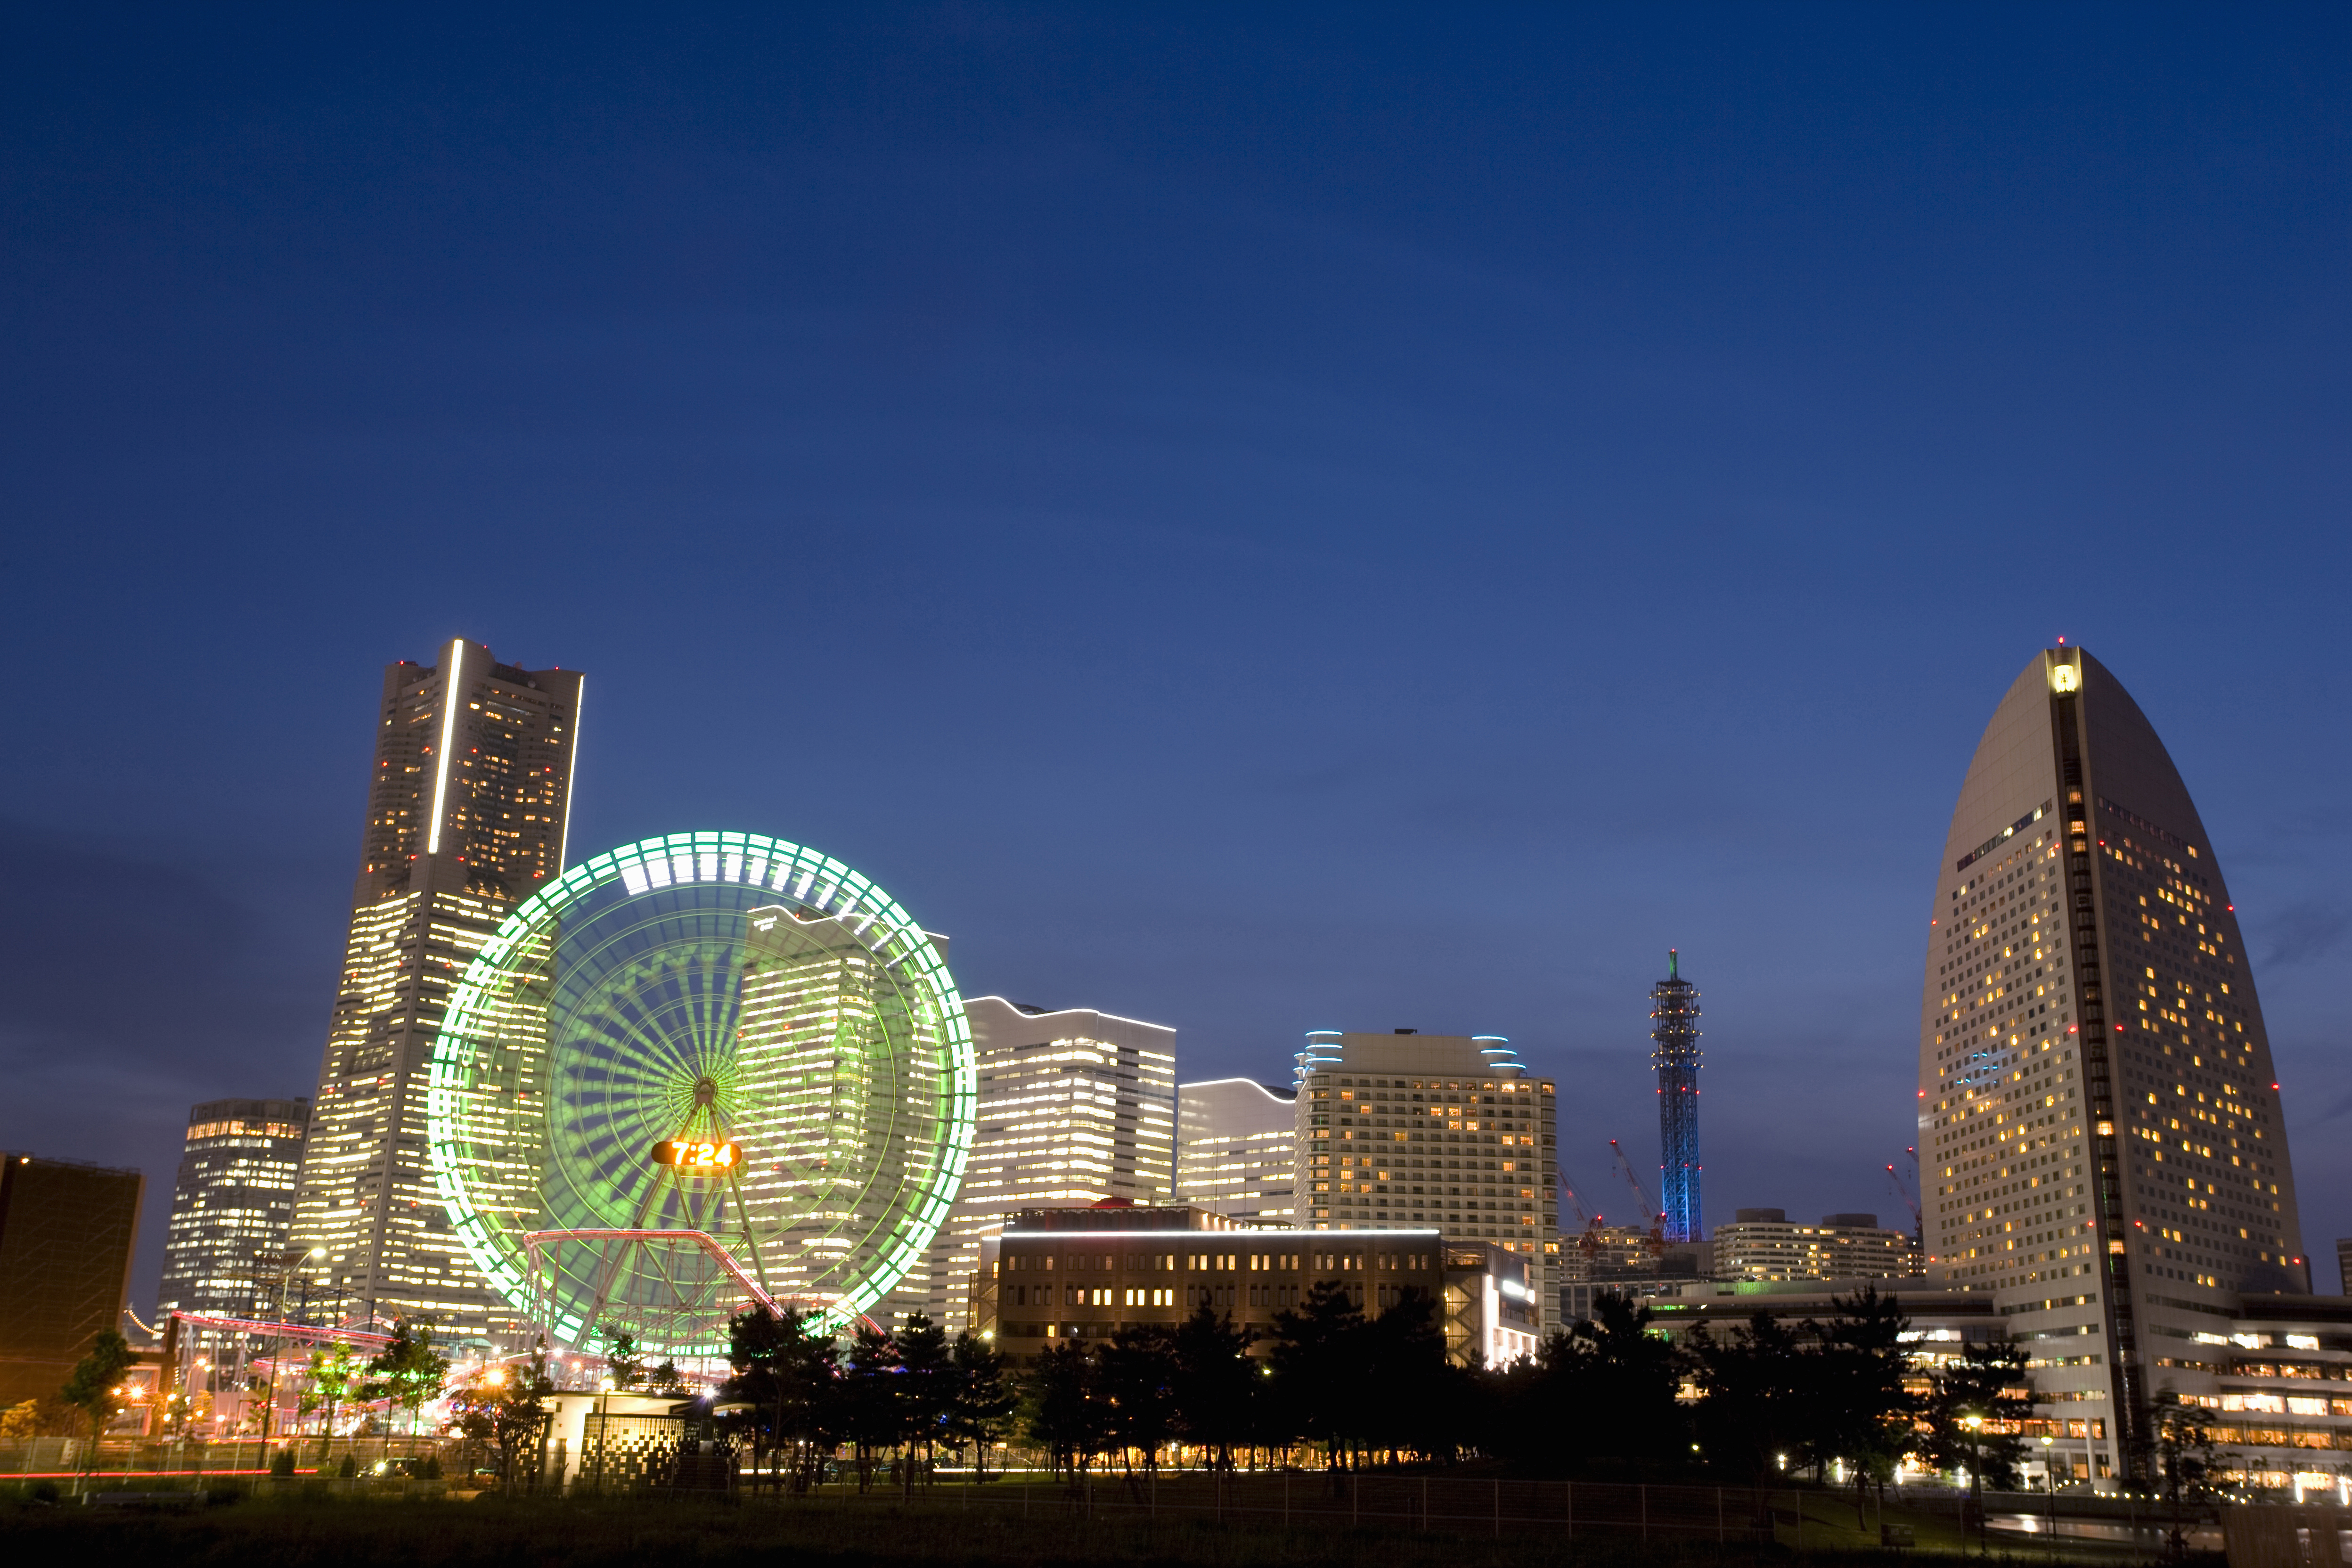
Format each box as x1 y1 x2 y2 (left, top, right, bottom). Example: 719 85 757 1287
1650 949 1703 1244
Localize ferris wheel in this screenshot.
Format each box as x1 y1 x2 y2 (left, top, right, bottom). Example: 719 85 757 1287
426 832 975 1355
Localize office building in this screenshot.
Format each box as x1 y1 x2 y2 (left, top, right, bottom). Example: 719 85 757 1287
971 1201 1540 1368
286 639 584 1339
1176 1078 1298 1223
1919 645 2311 1481
910 997 1176 1333
2337 1237 2350 1298
154 1099 312 1349
0 1153 145 1408
1650 951 1704 1244
1711 1209 1918 1282
1294 1029 1558 1310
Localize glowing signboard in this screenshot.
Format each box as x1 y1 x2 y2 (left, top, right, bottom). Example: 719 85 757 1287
652 1138 741 1172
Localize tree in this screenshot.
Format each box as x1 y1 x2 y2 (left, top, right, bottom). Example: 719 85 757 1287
1098 1323 1178 1478
720 1305 841 1495
841 1320 903 1491
601 1324 645 1391
1510 1291 1687 1473
1923 1340 2032 1488
1168 1307 1255 1471
2149 1390 2226 1558
306 1339 363 1459
1360 1293 1465 1466
945 1330 1016 1478
894 1313 955 1494
1810 1289 1916 1527
0 1399 40 1442
647 1358 689 1397
446 1344 555 1491
60 1331 135 1463
365 1317 450 1443
1267 1279 1369 1472
1690 1310 1812 1484
1025 1339 1109 1479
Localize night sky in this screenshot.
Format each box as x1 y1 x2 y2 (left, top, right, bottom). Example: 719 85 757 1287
4 7 2348 1315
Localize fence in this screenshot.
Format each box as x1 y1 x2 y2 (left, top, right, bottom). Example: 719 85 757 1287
747 1473 1786 1546
4 1433 443 1481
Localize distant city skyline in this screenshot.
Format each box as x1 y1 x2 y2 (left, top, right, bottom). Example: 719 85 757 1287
4 10 2349 1320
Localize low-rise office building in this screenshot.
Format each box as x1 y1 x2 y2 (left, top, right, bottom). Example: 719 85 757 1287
971 1201 1540 1368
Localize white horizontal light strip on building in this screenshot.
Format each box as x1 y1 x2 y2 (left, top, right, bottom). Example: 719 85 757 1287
426 638 464 855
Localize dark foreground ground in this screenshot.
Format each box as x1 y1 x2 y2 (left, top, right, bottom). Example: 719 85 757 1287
0 1488 2222 1568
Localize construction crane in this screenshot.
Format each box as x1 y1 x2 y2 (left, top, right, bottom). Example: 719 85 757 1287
1558 1172 1596 1228
1609 1138 1668 1256
1886 1147 1925 1263
1558 1173 1609 1258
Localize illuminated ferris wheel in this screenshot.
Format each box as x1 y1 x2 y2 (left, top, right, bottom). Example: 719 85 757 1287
426 832 975 1355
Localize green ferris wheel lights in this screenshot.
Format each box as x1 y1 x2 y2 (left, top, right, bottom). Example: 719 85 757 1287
425 832 975 1352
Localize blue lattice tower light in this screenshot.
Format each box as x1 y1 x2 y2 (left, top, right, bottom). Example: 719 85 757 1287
1650 949 1703 1244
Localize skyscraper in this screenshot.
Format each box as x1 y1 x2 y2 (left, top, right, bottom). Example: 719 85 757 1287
915 996 1176 1332
1293 1030 1559 1311
286 640 583 1340
154 1098 312 1349
1650 952 1703 1244
1919 645 2309 1481
1175 1078 1298 1223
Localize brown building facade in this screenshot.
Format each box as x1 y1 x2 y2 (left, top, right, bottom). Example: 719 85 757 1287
970 1201 1540 1368
0 1153 144 1408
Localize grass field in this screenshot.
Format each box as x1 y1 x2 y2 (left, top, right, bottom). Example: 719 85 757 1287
0 1486 2216 1568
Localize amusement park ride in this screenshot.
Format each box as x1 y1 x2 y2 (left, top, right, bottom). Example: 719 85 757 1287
423 832 978 1357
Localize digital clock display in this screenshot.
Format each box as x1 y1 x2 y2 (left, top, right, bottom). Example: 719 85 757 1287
652 1138 741 1172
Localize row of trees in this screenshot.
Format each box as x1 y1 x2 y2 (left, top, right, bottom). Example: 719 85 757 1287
704 1286 2050 1508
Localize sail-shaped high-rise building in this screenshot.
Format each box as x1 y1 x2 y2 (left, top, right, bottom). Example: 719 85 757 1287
286 640 584 1340
1919 645 2311 1482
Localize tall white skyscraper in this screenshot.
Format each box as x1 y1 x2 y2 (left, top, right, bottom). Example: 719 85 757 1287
1920 645 2309 1483
286 640 583 1339
912 996 1176 1331
1176 1078 1298 1223
1294 1029 1558 1312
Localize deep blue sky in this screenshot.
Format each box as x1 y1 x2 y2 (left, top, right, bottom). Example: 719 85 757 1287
4 6 2349 1313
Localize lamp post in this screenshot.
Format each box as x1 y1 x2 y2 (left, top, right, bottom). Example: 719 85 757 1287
2040 1435 2058 1557
1963 1413 1985 1556
257 1246 326 1470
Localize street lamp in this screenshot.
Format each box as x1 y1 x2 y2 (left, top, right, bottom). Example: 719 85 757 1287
2040 1435 2058 1552
258 1246 327 1463
1963 1413 1986 1556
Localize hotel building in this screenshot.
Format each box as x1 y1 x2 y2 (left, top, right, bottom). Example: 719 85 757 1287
1919 645 2333 1486
286 640 583 1339
1175 1078 1298 1223
911 997 1176 1332
1294 1029 1558 1312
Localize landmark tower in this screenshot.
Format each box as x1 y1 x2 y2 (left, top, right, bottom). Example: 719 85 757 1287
286 640 583 1339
